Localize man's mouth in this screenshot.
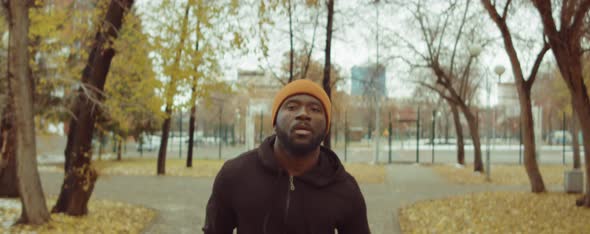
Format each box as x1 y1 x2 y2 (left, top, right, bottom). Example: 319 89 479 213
294 129 312 135
292 124 312 136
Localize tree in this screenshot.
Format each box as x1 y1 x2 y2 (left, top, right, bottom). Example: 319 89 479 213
391 0 486 170
0 96 17 197
0 3 17 198
530 0 590 204
3 0 50 224
52 0 135 215
322 0 334 148
482 0 550 193
154 0 193 175
185 0 241 167
258 0 321 85
102 8 164 159
28 0 98 129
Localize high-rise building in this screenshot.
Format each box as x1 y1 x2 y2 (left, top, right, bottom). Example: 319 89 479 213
350 64 386 96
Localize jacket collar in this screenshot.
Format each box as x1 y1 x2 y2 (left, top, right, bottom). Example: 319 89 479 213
257 135 346 188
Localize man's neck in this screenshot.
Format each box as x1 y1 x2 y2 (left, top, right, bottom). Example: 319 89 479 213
273 138 320 176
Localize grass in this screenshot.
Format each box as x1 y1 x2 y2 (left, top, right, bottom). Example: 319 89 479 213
428 163 578 185
399 191 590 233
40 158 387 184
0 198 155 234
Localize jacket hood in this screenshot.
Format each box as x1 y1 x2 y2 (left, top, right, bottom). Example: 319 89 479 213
257 135 346 188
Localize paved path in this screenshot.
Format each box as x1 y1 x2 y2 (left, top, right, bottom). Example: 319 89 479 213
39 163 562 234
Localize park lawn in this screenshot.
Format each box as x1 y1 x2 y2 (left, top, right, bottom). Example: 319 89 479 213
428 163 575 185
0 198 155 234
40 158 386 183
399 191 590 233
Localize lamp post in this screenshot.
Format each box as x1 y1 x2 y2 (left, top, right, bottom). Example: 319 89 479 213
489 65 505 180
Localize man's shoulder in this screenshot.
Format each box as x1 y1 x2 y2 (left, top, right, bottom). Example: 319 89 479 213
219 148 260 176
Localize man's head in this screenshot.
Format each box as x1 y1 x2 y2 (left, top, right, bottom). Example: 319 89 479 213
271 79 331 156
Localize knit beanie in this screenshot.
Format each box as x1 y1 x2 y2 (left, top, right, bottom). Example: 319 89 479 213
271 79 331 134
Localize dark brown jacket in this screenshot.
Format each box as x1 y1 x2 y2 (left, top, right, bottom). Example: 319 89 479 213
202 136 370 234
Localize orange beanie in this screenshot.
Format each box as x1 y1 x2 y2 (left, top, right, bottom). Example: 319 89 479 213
271 79 331 133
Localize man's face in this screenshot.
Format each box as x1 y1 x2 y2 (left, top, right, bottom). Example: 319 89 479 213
275 94 327 156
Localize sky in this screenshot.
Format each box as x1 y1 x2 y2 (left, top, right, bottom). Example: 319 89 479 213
135 0 551 104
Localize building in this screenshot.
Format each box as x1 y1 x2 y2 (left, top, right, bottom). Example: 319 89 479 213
350 64 386 96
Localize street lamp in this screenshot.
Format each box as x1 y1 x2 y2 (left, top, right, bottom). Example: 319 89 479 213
488 65 505 181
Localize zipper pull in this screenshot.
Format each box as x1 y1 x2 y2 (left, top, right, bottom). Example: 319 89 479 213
289 175 295 191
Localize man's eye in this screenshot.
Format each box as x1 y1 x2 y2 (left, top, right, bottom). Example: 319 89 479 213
287 105 297 110
311 107 322 113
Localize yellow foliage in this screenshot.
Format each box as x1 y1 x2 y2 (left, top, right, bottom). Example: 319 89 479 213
40 159 385 184
429 163 576 185
399 192 590 233
0 198 155 234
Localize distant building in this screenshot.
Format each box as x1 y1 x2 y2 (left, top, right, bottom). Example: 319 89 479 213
350 64 386 96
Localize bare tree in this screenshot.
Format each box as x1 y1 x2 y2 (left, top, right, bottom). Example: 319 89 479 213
530 0 590 204
482 0 550 193
322 0 334 148
52 0 134 215
4 0 50 224
392 0 486 171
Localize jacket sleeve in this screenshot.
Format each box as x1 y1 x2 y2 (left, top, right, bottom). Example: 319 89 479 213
202 163 237 234
337 177 371 234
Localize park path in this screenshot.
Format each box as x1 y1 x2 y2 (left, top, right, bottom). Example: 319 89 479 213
39 163 559 234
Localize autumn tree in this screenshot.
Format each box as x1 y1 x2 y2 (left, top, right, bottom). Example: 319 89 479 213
52 0 135 215
3 0 50 224
28 0 98 128
322 0 334 148
184 0 244 167
530 0 590 204
102 8 164 160
482 0 550 193
390 0 487 170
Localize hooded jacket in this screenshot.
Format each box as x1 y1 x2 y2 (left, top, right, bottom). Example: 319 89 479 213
202 135 370 234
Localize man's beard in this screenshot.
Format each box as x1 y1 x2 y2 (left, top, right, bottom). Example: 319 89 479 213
275 126 325 156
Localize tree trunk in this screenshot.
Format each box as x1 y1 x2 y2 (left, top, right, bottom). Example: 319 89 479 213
158 1 191 174
6 0 50 224
187 104 196 168
571 89 590 207
450 103 465 165
0 105 18 197
187 16 200 168
460 106 482 172
116 138 122 161
321 0 334 149
518 89 546 193
157 106 172 175
52 0 134 216
571 111 581 169
288 0 294 83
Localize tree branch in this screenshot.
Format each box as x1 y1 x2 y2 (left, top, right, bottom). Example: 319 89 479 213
415 80 457 104
525 42 550 89
570 0 590 38
501 0 511 20
449 0 471 78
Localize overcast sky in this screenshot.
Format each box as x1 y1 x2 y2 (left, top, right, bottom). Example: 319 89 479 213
136 0 552 103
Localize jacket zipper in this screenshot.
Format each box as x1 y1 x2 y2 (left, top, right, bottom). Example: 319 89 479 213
284 175 295 224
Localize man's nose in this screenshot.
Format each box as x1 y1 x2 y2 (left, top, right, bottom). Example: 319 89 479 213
295 107 311 120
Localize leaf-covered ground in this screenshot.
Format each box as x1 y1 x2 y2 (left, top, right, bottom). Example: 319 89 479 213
40 158 386 184
0 198 155 233
399 191 590 233
428 163 577 185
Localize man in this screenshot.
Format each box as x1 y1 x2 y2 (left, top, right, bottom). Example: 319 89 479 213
203 79 370 234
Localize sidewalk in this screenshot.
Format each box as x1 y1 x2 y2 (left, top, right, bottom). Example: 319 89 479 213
38 163 558 234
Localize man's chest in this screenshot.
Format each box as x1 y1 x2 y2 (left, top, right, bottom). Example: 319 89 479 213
231 174 349 232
